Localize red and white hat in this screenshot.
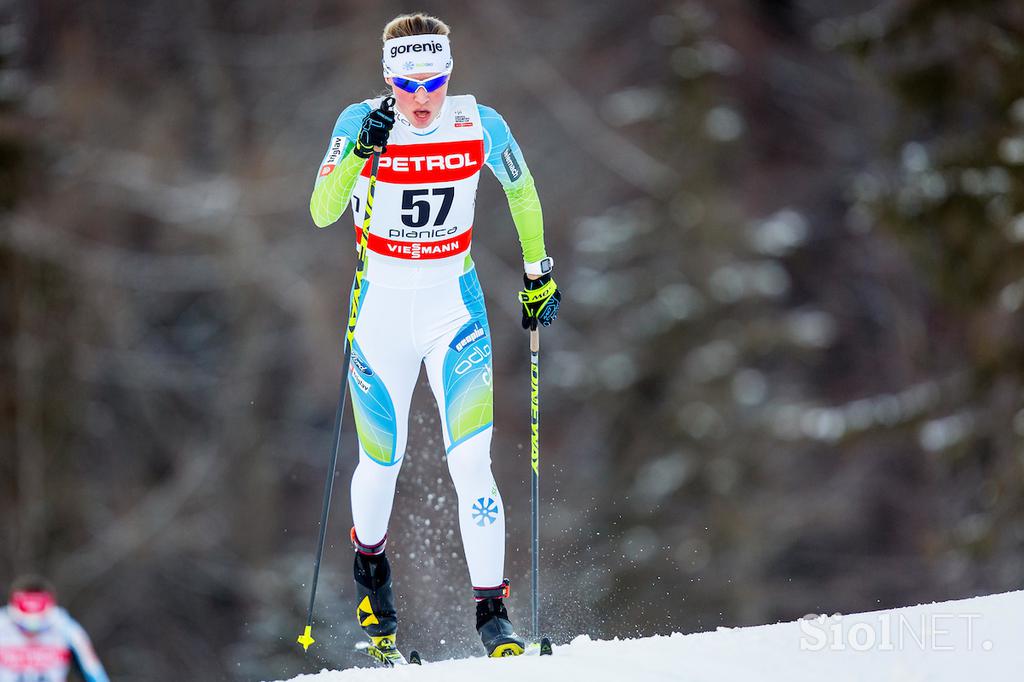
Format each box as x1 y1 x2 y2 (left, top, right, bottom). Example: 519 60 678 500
9 590 57 632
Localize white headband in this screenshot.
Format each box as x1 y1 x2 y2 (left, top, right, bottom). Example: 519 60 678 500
382 35 453 78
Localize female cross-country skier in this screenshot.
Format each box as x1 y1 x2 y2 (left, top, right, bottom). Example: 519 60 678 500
309 13 560 662
0 576 109 682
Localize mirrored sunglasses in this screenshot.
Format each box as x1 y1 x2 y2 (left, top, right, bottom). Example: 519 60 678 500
391 73 450 94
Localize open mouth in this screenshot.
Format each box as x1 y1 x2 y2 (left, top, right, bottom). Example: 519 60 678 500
412 109 432 123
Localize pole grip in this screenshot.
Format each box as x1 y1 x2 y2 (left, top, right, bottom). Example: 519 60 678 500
530 328 539 353
371 97 396 153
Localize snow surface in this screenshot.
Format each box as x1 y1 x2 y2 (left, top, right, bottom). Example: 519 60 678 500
272 589 1024 681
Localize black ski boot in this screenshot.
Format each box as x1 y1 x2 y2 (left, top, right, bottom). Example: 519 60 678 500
352 529 405 665
474 580 525 657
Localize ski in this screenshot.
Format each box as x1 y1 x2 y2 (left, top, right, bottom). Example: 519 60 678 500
357 637 548 666
524 637 553 657
355 642 420 667
362 644 406 667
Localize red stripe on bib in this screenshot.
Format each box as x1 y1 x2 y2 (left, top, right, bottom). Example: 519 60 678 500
360 140 485 184
0 645 72 669
354 226 473 260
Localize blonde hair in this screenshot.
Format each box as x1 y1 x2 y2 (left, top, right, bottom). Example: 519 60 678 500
382 13 451 42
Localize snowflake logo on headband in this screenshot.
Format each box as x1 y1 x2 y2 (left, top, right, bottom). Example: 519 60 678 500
403 60 414 71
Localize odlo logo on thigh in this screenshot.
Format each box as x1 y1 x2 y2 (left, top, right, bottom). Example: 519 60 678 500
471 497 499 526
454 345 491 377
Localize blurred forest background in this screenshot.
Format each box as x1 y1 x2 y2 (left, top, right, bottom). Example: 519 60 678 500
2 0 1024 679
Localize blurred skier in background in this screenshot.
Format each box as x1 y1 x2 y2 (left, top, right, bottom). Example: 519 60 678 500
0 576 109 682
309 12 560 662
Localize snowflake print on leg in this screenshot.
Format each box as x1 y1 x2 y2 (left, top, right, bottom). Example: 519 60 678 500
471 497 499 526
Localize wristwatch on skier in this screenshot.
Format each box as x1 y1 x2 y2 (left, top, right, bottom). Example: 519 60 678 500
524 257 554 278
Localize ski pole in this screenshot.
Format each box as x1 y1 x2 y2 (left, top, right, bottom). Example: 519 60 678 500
529 327 540 641
298 97 394 653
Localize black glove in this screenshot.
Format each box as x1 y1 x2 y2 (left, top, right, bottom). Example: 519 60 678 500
353 98 395 158
519 273 561 330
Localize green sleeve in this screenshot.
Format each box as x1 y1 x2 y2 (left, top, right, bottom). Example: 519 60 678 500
310 147 365 228
479 104 547 265
309 102 371 228
503 171 546 263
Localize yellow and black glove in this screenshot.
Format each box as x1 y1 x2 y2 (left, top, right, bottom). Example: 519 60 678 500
519 273 561 330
